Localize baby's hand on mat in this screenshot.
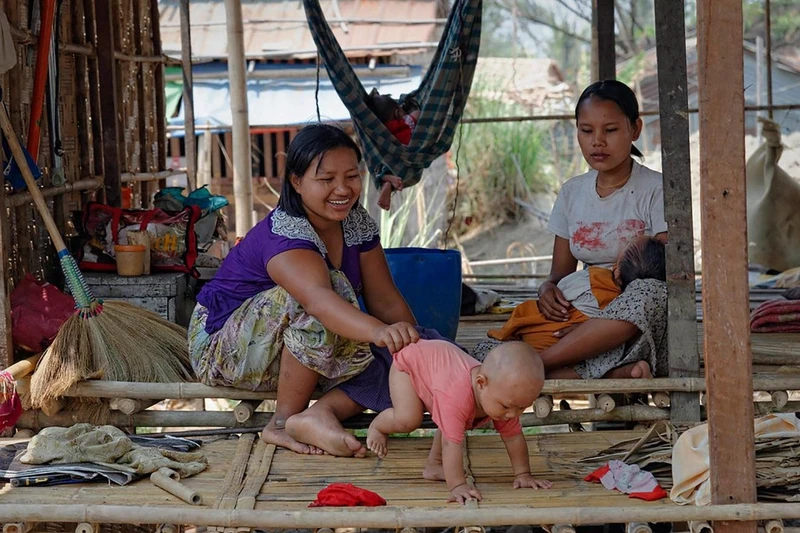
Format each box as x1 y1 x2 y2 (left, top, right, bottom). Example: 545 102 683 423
513 473 552 490
374 322 419 353
448 483 482 505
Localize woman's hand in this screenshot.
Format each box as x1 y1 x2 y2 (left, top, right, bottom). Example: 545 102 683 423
537 281 571 321
373 322 419 353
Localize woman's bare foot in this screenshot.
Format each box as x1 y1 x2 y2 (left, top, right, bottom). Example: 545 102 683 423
285 410 367 457
261 418 323 455
422 459 445 481
366 422 389 458
630 360 653 379
604 360 653 379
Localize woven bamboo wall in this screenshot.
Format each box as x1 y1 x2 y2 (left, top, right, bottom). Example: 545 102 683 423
0 0 168 369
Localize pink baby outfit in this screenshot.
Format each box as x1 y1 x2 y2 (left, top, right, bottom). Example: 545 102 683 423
393 339 521 443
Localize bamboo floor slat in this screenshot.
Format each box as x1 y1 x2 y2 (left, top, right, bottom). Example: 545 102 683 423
0 431 671 512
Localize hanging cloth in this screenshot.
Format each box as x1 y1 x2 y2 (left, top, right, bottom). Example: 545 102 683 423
303 0 482 191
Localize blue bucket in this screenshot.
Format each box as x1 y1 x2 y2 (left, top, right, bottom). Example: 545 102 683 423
384 247 462 340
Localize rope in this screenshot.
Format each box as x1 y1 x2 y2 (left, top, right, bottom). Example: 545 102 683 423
315 52 321 122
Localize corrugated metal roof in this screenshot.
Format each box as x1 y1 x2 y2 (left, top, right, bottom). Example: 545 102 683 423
158 0 444 60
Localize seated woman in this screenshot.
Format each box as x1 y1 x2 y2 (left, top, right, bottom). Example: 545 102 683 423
488 236 665 358
189 124 419 455
475 80 668 379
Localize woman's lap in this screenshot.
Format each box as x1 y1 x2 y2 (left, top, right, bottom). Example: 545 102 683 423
188 271 373 391
473 279 668 379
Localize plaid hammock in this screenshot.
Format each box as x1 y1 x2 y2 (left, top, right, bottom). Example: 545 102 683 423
303 0 482 191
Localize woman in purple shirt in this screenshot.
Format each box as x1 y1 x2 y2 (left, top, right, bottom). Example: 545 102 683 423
190 124 419 455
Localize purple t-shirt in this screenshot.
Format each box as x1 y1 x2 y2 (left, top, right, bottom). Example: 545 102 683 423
197 204 380 334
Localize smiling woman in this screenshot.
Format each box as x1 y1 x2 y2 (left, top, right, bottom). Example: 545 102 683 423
189 124 420 457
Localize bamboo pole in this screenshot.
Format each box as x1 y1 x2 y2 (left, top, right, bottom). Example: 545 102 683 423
3 354 42 380
627 524 651 533
121 170 182 183
224 0 253 237
6 179 102 208
59 375 800 400
15 404 673 429
179 0 196 191
2 502 800 528
2 523 33 533
233 400 261 423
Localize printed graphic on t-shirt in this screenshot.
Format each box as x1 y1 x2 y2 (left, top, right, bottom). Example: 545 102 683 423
571 219 646 252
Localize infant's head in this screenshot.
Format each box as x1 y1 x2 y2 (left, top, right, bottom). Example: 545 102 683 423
614 235 666 290
366 90 403 124
475 342 544 421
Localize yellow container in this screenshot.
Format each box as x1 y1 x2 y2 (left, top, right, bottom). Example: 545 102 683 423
114 244 146 276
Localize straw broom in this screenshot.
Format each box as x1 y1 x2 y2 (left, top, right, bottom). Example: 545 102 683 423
0 101 193 409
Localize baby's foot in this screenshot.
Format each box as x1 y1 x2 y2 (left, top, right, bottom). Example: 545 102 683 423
422 459 445 481
383 175 403 190
377 183 393 211
366 423 389 458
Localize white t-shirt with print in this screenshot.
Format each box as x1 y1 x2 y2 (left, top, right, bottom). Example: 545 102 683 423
547 162 668 268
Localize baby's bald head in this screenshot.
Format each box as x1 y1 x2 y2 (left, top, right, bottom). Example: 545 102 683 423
480 342 545 410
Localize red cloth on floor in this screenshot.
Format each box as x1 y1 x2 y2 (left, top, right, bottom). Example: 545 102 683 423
308 483 387 507
750 299 800 333
585 462 668 501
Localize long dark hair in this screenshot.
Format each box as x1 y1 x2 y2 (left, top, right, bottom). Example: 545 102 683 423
617 236 666 290
277 123 362 217
575 80 643 158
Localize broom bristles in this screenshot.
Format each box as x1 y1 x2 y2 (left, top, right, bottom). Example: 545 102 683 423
30 301 193 408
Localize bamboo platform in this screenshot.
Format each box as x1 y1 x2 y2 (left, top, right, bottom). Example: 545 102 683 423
0 431 672 527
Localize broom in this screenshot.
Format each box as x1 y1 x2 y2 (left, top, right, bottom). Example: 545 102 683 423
0 101 193 409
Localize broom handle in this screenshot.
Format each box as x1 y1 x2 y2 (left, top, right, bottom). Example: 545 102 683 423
0 104 68 252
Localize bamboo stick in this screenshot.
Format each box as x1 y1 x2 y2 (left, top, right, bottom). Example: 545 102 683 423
764 520 784 533
40 398 66 417
156 525 179 533
770 392 788 410
59 375 800 401
595 394 616 413
550 525 576 533
652 392 671 408
534 396 553 418
74 523 95 533
627 523 652 533
109 398 159 415
2 502 800 528
690 521 714 533
233 400 261 424
2 523 32 533
3 354 42 380
151 467 203 506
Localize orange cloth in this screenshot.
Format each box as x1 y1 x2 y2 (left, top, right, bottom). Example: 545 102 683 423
487 267 621 351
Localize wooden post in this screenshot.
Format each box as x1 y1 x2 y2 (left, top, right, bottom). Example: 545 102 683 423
591 0 615 81
180 0 197 191
0 157 13 370
224 0 253 237
654 0 701 423
697 2 757 532
94 0 122 207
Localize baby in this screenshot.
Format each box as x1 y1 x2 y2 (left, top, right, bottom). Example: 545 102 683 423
365 90 421 210
488 235 665 378
366 339 552 504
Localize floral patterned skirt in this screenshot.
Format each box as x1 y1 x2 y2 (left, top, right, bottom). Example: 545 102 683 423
188 270 373 392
